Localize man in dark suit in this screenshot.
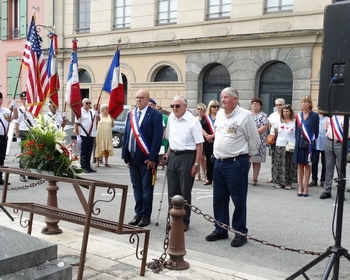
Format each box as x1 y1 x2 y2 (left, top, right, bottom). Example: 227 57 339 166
122 89 163 227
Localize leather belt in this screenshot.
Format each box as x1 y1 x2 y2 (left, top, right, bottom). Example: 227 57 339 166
170 149 196 155
328 137 342 143
215 154 247 162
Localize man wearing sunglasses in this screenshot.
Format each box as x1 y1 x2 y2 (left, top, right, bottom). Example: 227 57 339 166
163 95 203 232
74 98 98 173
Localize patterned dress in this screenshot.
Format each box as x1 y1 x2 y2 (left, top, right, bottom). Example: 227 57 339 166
249 110 268 163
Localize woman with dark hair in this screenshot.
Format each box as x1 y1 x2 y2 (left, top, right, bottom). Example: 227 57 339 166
249 98 268 186
293 96 319 197
273 105 297 189
201 100 220 185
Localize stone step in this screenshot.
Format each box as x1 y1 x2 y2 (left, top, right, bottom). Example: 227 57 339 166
0 225 72 279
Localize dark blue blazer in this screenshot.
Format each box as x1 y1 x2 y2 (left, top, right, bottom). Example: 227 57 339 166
122 107 163 164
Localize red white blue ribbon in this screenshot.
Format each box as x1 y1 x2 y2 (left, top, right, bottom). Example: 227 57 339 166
204 114 215 135
130 108 150 156
330 116 343 144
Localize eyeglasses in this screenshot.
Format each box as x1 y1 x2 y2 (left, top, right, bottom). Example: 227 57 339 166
197 108 202 110
170 104 181 109
135 96 145 100
251 102 260 106
85 102 91 105
211 105 219 108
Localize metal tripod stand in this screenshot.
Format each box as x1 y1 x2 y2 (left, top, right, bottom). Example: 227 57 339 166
287 115 350 280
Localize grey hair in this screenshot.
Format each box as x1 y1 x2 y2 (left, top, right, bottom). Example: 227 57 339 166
275 98 285 104
221 87 239 98
100 103 108 110
174 95 188 105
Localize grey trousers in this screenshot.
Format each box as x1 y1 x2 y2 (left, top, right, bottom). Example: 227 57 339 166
324 138 342 194
167 151 196 225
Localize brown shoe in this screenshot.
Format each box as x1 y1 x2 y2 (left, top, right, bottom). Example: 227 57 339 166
183 224 189 232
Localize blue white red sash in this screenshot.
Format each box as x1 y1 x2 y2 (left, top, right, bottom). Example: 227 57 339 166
330 116 343 144
204 114 215 135
130 109 150 156
296 112 315 162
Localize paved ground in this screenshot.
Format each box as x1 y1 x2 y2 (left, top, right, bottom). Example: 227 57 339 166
1 143 350 279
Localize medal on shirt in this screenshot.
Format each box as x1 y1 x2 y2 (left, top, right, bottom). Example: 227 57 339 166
226 122 238 134
3 113 9 121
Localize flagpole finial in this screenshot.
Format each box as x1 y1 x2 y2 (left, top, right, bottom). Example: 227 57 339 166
32 5 40 14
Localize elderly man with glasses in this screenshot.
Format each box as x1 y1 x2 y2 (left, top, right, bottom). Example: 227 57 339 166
74 98 98 173
162 95 204 232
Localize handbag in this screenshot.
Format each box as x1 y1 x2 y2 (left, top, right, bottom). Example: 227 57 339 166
266 134 275 146
299 136 310 149
285 142 295 153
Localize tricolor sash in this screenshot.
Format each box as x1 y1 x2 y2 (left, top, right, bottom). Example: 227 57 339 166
296 112 315 163
330 116 343 144
204 114 215 135
130 109 150 156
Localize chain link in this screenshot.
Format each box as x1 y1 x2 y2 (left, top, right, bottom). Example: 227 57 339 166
1 179 47 191
185 201 323 256
146 201 171 273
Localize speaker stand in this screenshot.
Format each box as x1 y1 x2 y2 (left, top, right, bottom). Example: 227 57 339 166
287 115 350 280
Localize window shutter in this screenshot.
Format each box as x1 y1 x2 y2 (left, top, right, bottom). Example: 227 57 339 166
19 0 27 38
7 56 21 97
1 0 8 40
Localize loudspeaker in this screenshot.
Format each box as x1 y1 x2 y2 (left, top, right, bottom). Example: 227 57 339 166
318 1 350 115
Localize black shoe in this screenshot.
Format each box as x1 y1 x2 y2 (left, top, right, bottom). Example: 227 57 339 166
231 236 247 247
320 181 325 187
83 169 91 173
28 176 37 180
87 168 97 172
20 175 27 182
183 224 189 232
205 231 228 241
320 192 332 199
308 181 317 187
129 215 142 226
138 216 151 227
0 180 10 185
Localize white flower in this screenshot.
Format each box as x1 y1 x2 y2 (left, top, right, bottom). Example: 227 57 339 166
55 143 63 153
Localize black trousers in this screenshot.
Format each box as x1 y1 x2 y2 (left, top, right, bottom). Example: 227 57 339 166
0 136 8 180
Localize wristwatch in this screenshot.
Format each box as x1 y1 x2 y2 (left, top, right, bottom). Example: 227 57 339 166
194 163 200 167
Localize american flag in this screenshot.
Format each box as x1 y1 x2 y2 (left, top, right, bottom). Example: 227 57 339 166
21 15 49 117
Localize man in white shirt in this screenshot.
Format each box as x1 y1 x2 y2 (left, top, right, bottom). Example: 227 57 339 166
74 98 98 173
0 92 18 185
163 95 203 231
205 87 260 247
14 91 36 182
45 101 66 130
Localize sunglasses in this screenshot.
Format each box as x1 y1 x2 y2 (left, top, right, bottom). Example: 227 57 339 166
170 104 181 109
21 98 26 100
275 104 283 106
197 108 202 110
211 105 219 108
85 102 91 105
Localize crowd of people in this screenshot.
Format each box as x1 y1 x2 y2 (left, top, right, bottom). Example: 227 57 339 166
1 87 348 249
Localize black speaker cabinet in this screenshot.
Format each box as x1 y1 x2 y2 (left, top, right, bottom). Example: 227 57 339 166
318 1 350 115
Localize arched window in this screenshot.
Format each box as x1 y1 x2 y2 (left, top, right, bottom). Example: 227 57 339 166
259 62 293 115
78 69 92 83
202 64 230 106
122 73 127 103
154 66 178 81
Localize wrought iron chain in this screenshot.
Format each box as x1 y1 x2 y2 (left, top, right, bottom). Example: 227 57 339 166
185 201 323 256
146 201 171 273
1 179 47 191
